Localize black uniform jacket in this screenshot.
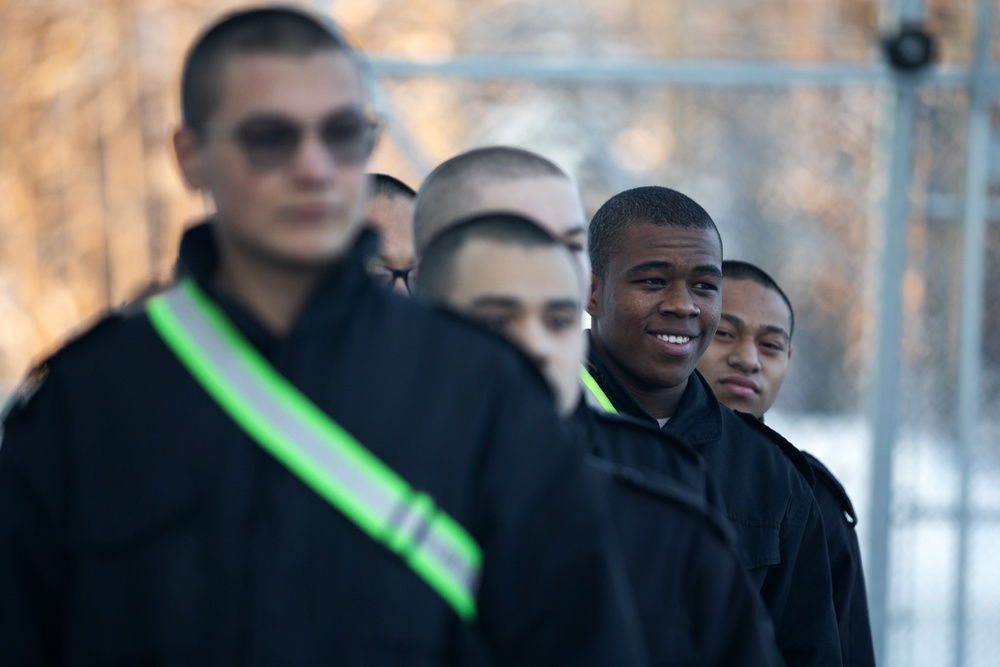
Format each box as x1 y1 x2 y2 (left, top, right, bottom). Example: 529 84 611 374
801 452 875 667
573 404 785 667
581 395 724 510
0 223 646 667
585 340 843 667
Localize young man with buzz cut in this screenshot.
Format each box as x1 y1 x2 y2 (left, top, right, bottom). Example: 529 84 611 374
417 212 784 667
0 8 646 665
583 185 844 667
413 145 590 277
697 260 875 667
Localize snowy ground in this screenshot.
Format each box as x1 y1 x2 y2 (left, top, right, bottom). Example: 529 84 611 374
768 411 1000 667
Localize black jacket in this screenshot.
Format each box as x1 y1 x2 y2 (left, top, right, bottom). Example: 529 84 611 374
573 404 784 667
580 399 723 511
585 341 842 667
801 452 876 667
0 223 646 667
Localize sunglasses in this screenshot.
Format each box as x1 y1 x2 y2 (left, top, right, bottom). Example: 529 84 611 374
370 264 415 294
199 111 378 171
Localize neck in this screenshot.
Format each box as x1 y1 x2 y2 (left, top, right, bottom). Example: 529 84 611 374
590 330 687 420
213 245 329 337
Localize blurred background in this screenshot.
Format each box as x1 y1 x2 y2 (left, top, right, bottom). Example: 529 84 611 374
1 0 998 665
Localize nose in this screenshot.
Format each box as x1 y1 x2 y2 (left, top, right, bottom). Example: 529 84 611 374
658 282 699 318
290 130 336 184
512 317 554 370
728 338 761 373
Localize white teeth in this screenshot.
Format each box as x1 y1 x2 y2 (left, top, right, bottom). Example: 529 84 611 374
656 334 691 344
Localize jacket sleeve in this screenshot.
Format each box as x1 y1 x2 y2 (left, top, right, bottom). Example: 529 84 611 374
814 479 876 667
761 491 844 667
0 367 70 666
473 383 646 667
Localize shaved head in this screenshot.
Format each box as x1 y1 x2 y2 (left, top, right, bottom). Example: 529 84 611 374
413 146 572 256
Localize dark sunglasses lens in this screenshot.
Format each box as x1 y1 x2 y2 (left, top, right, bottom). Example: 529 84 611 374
237 119 301 169
322 118 376 164
369 265 394 286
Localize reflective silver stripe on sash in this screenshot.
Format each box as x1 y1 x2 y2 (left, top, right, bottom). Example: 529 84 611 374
160 287 480 601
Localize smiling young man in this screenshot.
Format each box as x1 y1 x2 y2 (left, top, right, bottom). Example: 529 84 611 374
698 260 875 667
0 8 645 666
583 185 844 667
417 213 783 667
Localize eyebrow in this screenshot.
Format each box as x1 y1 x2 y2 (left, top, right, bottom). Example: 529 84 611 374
468 296 581 311
468 296 520 309
625 261 722 278
720 312 790 340
545 299 582 312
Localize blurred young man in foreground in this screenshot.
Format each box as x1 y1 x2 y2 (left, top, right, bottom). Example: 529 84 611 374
0 9 644 665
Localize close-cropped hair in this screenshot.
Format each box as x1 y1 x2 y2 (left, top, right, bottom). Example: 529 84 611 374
415 212 567 303
181 6 360 130
722 260 795 338
589 185 723 279
413 146 570 257
369 173 416 200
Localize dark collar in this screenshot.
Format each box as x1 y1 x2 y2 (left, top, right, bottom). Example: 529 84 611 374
585 330 722 446
174 220 381 348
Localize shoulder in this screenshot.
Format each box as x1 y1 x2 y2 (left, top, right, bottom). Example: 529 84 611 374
589 455 733 544
391 292 556 393
587 409 711 483
801 451 858 525
3 306 159 421
727 409 817 486
592 410 701 464
1 310 123 432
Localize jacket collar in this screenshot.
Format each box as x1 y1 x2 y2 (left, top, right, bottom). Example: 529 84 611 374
585 330 722 446
174 220 381 347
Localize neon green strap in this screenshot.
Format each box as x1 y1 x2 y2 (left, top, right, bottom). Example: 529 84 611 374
580 365 618 414
147 278 482 620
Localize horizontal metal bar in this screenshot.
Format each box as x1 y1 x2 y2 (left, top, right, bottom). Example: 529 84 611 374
898 504 1000 523
368 54 994 88
925 193 1000 222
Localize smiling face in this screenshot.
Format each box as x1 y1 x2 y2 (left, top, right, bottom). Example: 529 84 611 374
174 50 370 270
697 277 793 417
588 223 722 418
446 239 584 416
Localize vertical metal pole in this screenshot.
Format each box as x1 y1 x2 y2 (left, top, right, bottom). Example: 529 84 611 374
953 1 995 665
867 1 927 660
866 73 917 667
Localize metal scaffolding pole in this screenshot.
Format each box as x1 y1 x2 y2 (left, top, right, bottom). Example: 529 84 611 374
953 0 996 664
866 72 916 667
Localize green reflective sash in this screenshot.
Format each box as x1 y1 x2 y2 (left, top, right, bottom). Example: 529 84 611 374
147 278 482 621
580 365 618 415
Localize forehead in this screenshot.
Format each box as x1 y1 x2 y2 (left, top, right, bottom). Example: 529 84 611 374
367 194 414 231
469 176 585 240
211 51 364 122
448 240 581 305
722 278 792 329
612 223 722 270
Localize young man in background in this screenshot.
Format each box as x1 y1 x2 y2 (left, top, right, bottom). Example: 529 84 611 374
697 260 875 666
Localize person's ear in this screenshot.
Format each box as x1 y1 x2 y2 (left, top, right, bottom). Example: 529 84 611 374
586 271 601 319
174 126 205 190
787 342 794 361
